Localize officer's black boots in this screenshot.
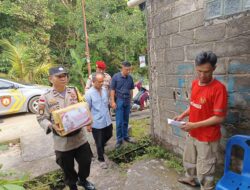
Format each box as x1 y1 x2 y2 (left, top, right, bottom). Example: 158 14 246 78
78 179 96 190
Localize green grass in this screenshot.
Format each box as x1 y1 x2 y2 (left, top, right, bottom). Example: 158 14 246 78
23 170 64 190
144 146 184 174
129 118 150 140
107 118 185 174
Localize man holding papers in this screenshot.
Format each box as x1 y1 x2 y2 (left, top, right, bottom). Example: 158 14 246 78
175 52 228 190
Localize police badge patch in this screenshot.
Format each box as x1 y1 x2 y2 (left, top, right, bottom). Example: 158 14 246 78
1 96 11 107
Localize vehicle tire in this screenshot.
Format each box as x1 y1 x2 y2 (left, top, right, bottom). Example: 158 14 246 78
28 96 40 114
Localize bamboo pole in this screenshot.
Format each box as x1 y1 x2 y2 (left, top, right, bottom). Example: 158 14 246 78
81 0 91 76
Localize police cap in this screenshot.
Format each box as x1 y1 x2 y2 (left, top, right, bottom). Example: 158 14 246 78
49 66 68 76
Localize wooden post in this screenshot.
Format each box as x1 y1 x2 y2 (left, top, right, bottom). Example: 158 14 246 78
81 0 91 76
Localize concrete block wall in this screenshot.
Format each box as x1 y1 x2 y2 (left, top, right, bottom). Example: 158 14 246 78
146 0 250 154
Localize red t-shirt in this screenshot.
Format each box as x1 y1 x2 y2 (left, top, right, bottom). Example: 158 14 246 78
189 79 228 142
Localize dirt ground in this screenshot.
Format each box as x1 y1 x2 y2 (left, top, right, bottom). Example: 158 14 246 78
0 111 197 190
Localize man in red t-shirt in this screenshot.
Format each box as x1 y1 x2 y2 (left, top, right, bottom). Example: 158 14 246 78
175 51 228 190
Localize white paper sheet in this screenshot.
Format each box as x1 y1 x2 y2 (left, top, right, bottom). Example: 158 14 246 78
167 119 186 127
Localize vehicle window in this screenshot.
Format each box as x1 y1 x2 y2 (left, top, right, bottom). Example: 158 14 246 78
0 81 14 89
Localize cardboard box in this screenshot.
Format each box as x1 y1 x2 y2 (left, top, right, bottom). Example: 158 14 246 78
52 102 92 136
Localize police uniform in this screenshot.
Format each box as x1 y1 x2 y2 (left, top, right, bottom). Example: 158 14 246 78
37 87 88 151
36 67 94 190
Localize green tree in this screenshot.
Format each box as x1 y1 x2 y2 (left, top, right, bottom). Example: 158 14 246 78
49 0 146 75
0 0 54 81
0 39 52 83
0 0 147 87
85 0 147 73
69 49 87 91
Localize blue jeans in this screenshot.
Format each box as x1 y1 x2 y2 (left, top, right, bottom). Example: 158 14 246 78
115 98 130 143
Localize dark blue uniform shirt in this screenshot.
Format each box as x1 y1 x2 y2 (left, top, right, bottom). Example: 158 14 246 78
111 72 134 101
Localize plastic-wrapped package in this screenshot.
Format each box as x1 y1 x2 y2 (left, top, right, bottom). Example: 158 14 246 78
52 102 92 136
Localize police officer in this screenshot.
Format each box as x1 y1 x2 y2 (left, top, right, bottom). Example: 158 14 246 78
36 66 96 190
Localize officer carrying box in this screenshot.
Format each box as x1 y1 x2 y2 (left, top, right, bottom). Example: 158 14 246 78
36 66 95 190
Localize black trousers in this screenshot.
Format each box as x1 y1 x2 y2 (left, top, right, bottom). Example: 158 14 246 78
92 124 113 162
55 142 93 186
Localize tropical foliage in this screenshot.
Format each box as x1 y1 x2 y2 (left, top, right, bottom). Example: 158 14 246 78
0 39 52 84
0 0 147 89
0 164 27 190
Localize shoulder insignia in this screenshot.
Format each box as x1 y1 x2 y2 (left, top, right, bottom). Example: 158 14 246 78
43 91 50 95
39 90 50 98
